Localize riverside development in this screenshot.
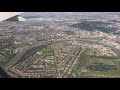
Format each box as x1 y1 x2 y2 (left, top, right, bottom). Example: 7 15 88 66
1 13 120 78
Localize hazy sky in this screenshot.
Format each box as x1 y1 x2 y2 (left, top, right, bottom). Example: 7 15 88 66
22 12 120 17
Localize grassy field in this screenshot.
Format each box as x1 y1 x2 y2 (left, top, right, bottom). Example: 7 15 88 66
64 30 75 35
70 45 120 78
15 45 54 68
0 55 9 65
41 46 53 58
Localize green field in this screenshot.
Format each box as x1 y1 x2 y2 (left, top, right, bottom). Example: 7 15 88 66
64 30 75 35
42 46 53 58
0 55 9 65
15 44 54 68
70 46 120 78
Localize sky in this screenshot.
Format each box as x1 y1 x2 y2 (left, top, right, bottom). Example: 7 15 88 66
22 12 120 16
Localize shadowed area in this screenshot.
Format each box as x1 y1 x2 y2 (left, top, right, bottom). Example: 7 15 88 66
70 21 118 33
0 66 11 78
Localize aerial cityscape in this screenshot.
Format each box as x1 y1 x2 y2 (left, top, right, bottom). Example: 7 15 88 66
1 12 120 78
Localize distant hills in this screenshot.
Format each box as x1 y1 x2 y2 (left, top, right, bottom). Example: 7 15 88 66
22 12 120 16
21 12 120 20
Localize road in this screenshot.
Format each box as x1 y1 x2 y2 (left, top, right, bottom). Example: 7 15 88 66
62 47 84 78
